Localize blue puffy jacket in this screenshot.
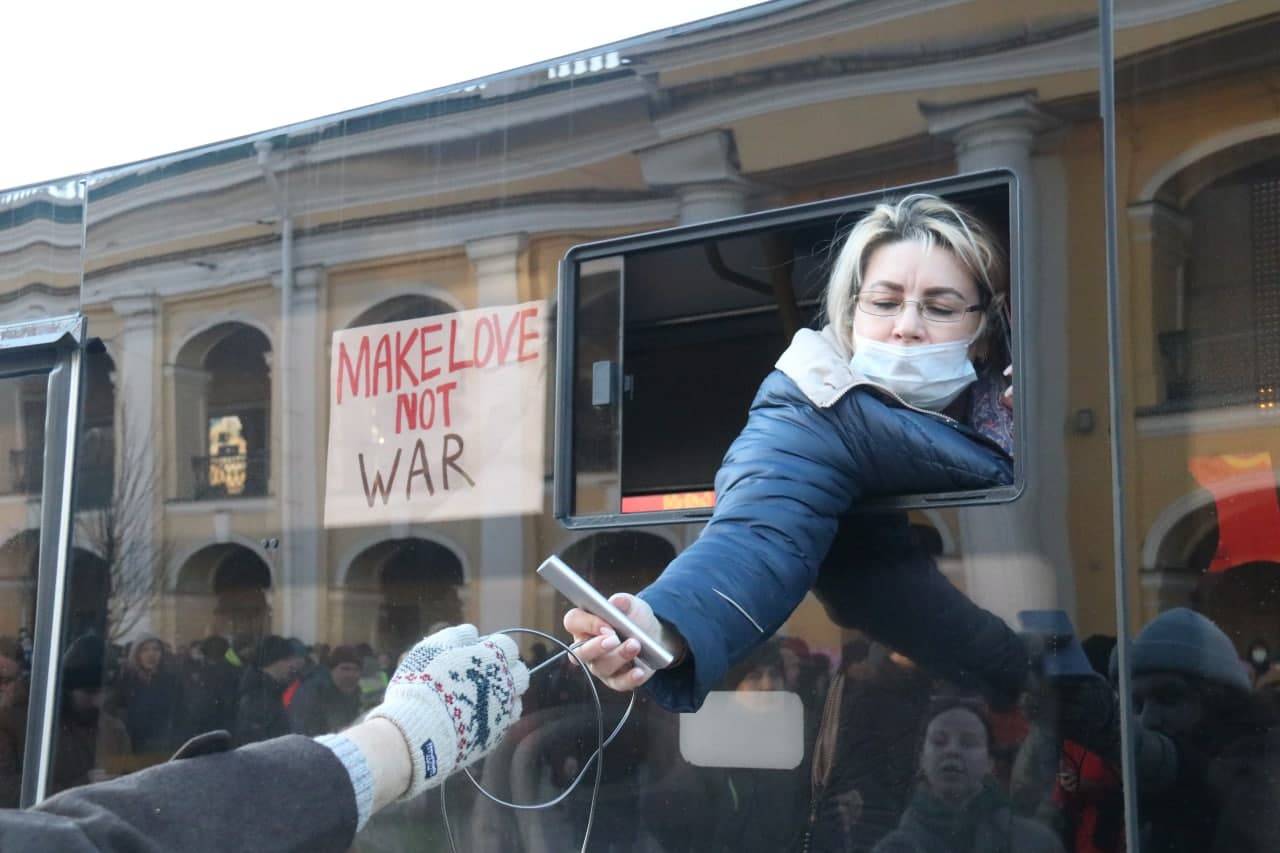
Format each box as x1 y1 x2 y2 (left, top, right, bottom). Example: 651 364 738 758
638 328 1025 712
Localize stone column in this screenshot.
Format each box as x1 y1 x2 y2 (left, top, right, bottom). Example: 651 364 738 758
637 130 753 224
165 365 210 500
275 266 325 643
466 234 531 629
1126 202 1192 408
922 93 1072 625
111 295 162 638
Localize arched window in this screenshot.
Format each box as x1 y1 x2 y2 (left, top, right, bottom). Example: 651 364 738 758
173 324 272 500
1159 149 1280 408
176 543 273 645
345 537 464 656
347 294 453 330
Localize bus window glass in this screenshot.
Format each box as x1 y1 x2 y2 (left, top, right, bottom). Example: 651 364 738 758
558 174 1021 525
28 2 1141 852
1113 5 1280 851
0 373 48 806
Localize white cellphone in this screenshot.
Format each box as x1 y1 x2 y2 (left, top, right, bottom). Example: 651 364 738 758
537 555 675 671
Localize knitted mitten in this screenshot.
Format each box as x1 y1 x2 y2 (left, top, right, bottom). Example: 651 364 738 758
367 624 529 799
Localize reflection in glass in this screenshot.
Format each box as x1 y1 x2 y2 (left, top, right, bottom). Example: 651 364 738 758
33 1 1134 850
1117 5 1280 853
0 371 46 807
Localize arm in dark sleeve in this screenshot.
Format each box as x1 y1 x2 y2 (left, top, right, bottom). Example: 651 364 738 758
0 735 357 853
815 513 1028 707
639 374 1013 711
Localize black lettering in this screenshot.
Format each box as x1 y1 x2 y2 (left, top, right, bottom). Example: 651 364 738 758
358 449 401 507
442 433 475 490
405 438 435 498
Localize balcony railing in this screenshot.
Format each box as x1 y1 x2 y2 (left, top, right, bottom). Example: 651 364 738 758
1156 329 1280 411
191 450 269 500
8 444 114 508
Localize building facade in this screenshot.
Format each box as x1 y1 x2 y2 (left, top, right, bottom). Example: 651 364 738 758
2 1 1279 849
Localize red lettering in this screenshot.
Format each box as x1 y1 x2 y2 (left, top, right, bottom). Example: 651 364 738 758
517 306 541 362
336 336 370 404
437 381 457 427
395 329 419 390
473 316 495 368
394 393 416 434
448 319 473 373
372 334 393 394
418 386 436 430
495 310 520 365
420 322 443 381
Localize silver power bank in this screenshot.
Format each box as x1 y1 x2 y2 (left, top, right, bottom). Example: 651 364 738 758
537 555 675 671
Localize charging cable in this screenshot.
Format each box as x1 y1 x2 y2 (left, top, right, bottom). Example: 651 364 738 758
439 626 637 853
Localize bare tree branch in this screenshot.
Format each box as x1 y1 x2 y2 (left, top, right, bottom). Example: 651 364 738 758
73 411 169 643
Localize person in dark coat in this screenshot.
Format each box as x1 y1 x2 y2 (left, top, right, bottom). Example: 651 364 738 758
288 644 364 736
50 635 132 794
565 193 1026 713
114 634 184 758
0 625 529 852
0 637 28 807
183 635 242 737
807 647 935 852
234 635 303 746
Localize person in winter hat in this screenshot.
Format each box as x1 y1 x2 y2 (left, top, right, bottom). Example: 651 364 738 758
116 634 184 757
233 634 304 746
1060 608 1280 853
0 623 528 852
288 644 364 736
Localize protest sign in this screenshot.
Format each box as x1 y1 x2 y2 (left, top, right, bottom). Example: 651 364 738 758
324 300 547 527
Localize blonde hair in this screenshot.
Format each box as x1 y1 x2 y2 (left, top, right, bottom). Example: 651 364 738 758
824 193 1008 363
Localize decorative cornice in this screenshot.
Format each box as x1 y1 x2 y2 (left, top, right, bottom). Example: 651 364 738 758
80 76 651 235
272 265 326 292
0 219 84 257
638 0 970 74
655 26 1096 142
110 294 160 326
920 91 1060 140
81 194 678 306
0 282 80 307
83 122 661 266
637 130 743 188
465 234 528 264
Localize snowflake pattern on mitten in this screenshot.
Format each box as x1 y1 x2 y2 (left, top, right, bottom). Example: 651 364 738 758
369 626 529 800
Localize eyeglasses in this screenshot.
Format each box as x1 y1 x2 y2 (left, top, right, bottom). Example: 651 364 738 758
856 289 983 324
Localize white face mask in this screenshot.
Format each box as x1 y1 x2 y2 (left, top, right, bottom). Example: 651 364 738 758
849 333 978 412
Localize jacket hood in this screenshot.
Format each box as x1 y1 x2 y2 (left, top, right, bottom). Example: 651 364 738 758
776 326 1014 458
774 326 858 409
127 634 165 673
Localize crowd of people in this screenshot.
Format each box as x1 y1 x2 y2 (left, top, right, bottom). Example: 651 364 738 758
0 628 408 805
696 607 1280 853
1 605 1279 851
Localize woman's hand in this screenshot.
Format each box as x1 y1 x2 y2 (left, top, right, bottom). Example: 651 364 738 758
563 593 685 692
1001 364 1013 410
